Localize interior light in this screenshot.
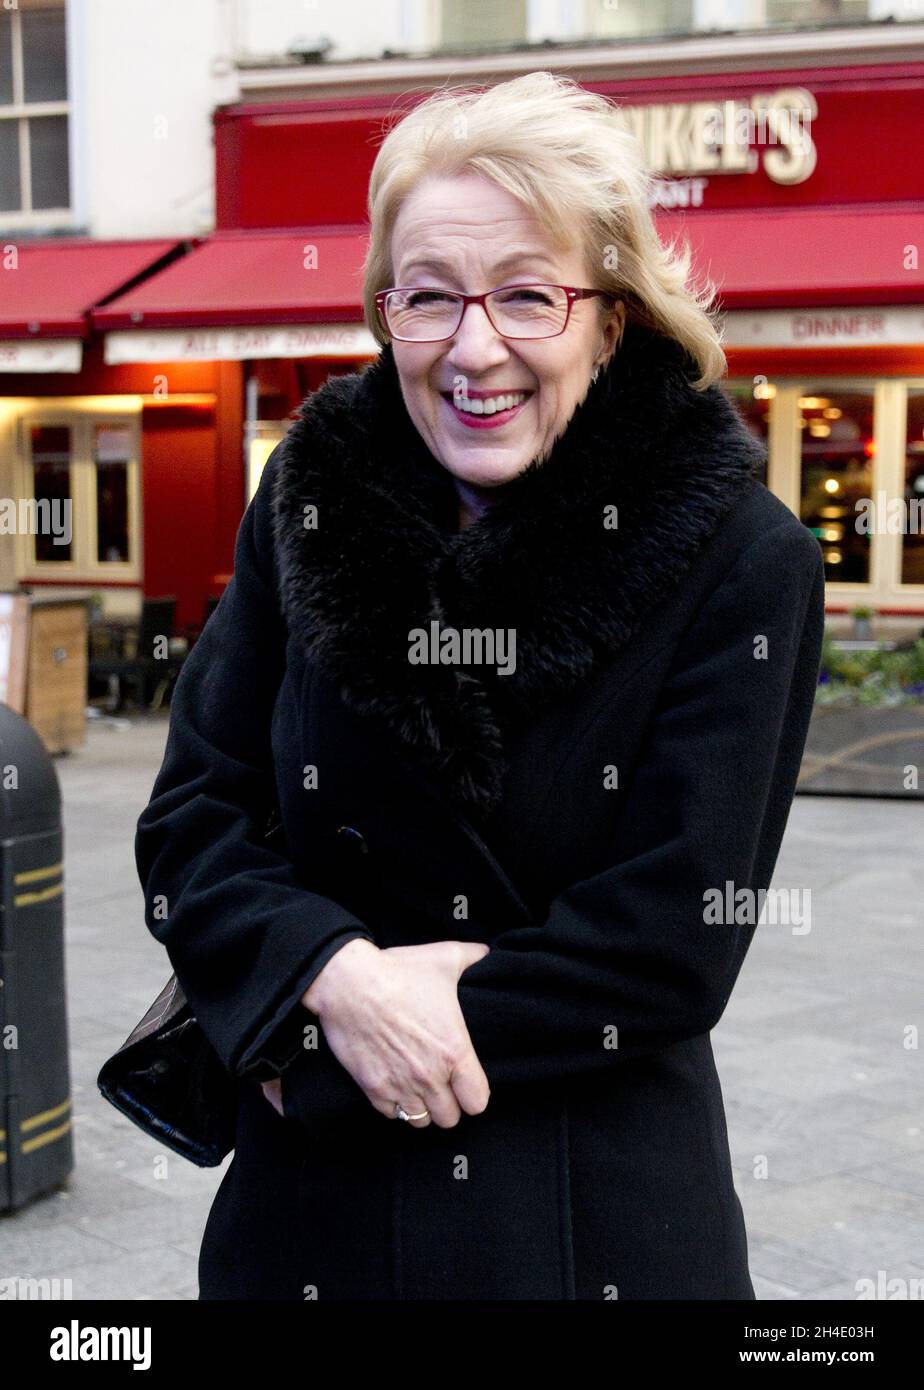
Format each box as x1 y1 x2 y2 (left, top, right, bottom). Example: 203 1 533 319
247 434 284 503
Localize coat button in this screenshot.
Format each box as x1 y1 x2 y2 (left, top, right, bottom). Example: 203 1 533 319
334 825 369 855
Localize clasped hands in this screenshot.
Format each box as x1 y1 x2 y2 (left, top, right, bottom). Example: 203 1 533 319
260 938 491 1129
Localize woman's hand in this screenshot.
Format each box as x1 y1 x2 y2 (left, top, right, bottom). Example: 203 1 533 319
295 937 492 1128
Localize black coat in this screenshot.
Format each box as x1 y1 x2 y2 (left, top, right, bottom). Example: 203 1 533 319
135 321 826 1300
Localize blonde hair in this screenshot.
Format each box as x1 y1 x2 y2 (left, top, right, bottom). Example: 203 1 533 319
362 71 727 392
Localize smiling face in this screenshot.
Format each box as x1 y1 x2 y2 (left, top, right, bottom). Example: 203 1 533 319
388 173 624 513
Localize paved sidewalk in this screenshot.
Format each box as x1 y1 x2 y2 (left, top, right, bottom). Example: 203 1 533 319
2 711 922 1300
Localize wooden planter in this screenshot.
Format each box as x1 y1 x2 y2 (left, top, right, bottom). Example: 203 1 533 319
800 703 924 797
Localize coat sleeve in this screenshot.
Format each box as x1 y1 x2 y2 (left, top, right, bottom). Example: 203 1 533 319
454 518 826 1089
134 446 376 1083
281 516 825 1129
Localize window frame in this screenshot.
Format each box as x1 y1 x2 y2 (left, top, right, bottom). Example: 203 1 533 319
16 407 142 583
0 0 71 227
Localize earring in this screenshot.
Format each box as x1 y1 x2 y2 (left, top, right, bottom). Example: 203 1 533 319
591 366 601 385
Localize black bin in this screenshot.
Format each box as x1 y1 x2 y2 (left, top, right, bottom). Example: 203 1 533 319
0 703 73 1211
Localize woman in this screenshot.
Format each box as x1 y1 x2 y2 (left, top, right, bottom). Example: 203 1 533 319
135 72 825 1301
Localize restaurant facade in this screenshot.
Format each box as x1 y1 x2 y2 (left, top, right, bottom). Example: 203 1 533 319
2 51 923 633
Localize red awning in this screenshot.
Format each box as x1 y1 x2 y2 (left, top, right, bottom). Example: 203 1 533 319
87 207 924 343
0 237 185 338
91 228 369 331
656 206 924 309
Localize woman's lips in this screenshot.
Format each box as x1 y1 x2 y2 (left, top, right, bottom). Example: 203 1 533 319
440 391 532 430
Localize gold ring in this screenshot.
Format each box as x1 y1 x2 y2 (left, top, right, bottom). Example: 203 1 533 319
394 1103 430 1122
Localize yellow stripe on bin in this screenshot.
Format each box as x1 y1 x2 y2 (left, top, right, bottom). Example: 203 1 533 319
14 862 63 885
21 1118 71 1154
0 1152 6 1165
14 882 64 907
20 1098 71 1132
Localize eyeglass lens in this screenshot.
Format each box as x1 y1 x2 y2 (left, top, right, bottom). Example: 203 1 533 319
384 285 571 341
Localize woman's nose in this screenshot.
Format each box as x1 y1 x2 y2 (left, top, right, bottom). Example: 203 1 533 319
446 301 509 369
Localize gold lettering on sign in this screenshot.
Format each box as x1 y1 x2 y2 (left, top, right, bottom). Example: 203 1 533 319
616 87 817 187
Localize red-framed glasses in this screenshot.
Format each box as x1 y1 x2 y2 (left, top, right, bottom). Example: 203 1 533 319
374 283 615 343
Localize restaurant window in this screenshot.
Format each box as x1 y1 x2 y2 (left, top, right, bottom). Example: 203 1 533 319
439 0 527 46
0 0 69 221
577 0 896 42
716 376 924 608
766 0 870 25
798 389 874 585
585 0 694 40
568 0 919 43
902 388 924 587
720 380 769 487
94 424 131 563
19 411 140 582
30 423 72 562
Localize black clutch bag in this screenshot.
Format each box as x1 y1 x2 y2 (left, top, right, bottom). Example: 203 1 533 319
97 803 286 1168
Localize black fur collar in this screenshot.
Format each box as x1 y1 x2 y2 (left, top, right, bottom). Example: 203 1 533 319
271 320 764 820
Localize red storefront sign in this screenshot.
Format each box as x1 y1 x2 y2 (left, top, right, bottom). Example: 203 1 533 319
213 62 924 230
